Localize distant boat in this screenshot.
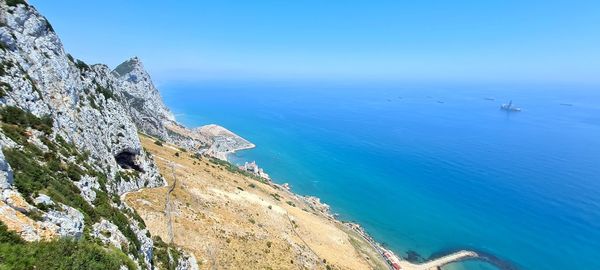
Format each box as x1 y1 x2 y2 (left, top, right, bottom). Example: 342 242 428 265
560 103 573 107
500 100 521 112
484 97 495 101
437 101 445 104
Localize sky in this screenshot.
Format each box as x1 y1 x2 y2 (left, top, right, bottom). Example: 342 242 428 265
29 0 600 84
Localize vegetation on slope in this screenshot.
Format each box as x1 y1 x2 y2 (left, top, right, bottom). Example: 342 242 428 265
0 106 186 269
152 236 182 270
0 106 140 266
0 222 136 270
205 156 269 183
4 0 28 8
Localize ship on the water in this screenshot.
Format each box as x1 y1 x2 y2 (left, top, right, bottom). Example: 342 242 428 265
500 100 521 112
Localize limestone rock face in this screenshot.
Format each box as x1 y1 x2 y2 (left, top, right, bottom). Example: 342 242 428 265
0 2 162 268
0 3 164 196
0 200 57 241
128 218 154 268
92 219 130 250
177 252 200 270
43 204 85 238
0 2 200 269
113 57 175 140
109 58 253 159
2 189 33 213
111 58 211 152
33 194 54 206
0 149 13 189
74 175 100 204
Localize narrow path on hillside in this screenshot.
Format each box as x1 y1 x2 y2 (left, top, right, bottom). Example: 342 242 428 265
285 213 326 268
165 162 177 243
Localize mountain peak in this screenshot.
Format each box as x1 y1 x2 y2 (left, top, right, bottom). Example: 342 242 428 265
112 56 144 77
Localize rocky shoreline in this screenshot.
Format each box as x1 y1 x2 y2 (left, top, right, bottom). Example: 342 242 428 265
223 144 487 270
223 146 405 269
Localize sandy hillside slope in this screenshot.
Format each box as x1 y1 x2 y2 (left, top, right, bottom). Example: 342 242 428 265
124 134 389 270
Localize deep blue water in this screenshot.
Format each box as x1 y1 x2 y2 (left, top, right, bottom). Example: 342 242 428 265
161 81 600 270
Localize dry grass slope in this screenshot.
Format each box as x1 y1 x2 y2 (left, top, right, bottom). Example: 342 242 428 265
124 134 389 270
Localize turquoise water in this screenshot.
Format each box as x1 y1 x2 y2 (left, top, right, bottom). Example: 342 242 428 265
161 81 600 270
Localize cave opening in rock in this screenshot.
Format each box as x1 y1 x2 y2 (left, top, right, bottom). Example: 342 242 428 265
115 150 144 172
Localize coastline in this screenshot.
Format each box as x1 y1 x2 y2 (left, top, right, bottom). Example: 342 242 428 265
223 145 481 270
129 134 392 269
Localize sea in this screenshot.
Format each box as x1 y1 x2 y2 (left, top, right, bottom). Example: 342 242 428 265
160 80 600 270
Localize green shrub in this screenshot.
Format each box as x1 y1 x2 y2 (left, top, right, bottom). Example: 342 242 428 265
66 162 84 181
43 17 54 32
5 0 28 7
66 54 75 63
0 222 24 245
0 41 7 51
152 236 182 270
56 135 77 156
154 140 163 146
0 82 12 97
75 59 90 71
93 191 142 254
96 85 115 100
88 96 99 110
1 123 27 144
3 147 49 198
0 106 53 134
0 233 135 270
0 82 12 92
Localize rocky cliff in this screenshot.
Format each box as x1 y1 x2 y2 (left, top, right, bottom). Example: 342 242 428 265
112 57 176 141
0 1 196 269
110 57 254 158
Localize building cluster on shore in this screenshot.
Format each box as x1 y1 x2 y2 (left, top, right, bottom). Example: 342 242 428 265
238 161 271 180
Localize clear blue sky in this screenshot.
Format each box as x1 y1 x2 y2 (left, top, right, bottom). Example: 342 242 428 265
30 0 600 84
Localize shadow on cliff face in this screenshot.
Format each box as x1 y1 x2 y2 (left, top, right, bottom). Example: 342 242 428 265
115 150 144 172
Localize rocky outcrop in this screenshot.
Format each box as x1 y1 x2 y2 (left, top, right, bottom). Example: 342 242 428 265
112 57 175 140
0 148 13 189
0 2 165 196
0 2 221 269
33 194 53 206
110 58 252 159
0 191 85 240
130 218 154 268
176 252 200 270
0 200 57 241
92 219 130 250
111 58 213 153
2 188 32 213
43 203 85 238
0 1 166 268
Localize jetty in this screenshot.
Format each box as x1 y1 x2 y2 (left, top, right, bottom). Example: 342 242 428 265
383 249 478 270
406 250 478 269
